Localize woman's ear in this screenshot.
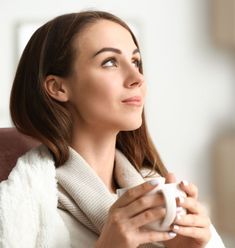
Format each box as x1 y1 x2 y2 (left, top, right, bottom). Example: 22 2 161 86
44 75 69 102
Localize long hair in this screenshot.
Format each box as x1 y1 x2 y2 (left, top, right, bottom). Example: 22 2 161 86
10 11 167 176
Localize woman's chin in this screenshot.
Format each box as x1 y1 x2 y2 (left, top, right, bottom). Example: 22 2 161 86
121 119 143 131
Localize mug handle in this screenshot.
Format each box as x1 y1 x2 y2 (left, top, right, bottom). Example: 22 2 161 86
159 186 177 230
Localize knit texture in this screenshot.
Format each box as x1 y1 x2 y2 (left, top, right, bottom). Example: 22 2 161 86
56 148 163 247
0 145 226 248
56 148 145 233
56 148 226 248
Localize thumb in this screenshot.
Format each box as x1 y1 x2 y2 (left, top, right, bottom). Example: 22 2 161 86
165 172 176 183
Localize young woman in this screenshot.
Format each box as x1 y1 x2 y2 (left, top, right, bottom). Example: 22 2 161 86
0 11 225 248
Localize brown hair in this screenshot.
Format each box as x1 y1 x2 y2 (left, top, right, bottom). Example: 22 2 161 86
10 11 167 176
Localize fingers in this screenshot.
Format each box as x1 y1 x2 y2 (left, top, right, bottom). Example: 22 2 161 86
123 193 165 218
113 181 158 209
130 206 166 228
179 180 198 199
177 196 205 215
165 172 176 184
173 187 212 244
174 213 211 228
137 229 177 244
172 224 211 242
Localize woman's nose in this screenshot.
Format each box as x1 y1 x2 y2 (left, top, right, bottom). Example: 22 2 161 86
124 67 145 88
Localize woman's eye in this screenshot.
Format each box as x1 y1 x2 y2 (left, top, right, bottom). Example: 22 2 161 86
102 58 117 67
132 59 141 68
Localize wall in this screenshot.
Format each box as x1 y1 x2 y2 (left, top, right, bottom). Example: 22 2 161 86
0 0 234 245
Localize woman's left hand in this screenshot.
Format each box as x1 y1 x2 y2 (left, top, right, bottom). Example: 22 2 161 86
164 173 212 248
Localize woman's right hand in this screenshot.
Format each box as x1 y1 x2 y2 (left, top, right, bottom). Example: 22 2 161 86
95 181 176 248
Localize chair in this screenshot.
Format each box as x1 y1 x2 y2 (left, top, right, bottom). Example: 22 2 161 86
0 128 39 181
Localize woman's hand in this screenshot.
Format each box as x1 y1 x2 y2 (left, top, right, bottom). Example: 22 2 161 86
164 173 212 248
95 181 176 248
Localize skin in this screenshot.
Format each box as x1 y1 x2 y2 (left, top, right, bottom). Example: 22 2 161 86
45 20 146 193
164 174 211 248
44 20 211 247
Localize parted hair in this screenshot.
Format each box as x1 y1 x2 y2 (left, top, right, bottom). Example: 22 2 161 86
10 10 167 176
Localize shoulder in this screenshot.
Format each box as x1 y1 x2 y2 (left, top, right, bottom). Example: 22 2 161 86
0 144 57 206
0 145 63 247
16 144 54 172
4 144 55 184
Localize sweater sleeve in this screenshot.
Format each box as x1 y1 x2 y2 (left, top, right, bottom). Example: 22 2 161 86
205 224 226 248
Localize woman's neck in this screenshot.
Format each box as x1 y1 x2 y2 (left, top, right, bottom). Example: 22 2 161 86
70 127 118 194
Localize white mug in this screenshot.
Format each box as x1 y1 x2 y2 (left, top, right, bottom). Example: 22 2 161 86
116 177 187 231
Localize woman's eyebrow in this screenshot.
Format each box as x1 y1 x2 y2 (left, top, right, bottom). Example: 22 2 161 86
92 47 140 57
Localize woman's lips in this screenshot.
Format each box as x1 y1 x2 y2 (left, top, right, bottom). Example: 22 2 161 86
121 96 142 106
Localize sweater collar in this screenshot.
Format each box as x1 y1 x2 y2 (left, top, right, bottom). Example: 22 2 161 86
56 147 145 234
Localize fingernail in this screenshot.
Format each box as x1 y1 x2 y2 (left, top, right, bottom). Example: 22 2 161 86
168 232 177 238
176 214 181 221
148 179 159 186
173 225 180 231
182 180 189 186
176 207 184 213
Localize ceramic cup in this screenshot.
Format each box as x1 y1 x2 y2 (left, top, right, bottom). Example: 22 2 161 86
116 177 187 231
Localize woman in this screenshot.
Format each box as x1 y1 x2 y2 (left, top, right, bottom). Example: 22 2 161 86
0 11 225 248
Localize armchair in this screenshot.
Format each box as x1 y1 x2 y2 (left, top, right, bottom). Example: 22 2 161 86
0 128 39 181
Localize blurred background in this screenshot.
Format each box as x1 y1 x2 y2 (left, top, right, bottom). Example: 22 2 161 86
0 0 234 246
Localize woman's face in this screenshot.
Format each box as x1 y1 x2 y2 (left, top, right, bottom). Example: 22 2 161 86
66 19 146 133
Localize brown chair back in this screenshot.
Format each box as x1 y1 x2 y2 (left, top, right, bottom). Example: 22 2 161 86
0 128 39 181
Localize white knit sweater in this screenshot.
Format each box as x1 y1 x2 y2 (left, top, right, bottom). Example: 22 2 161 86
0 145 226 248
